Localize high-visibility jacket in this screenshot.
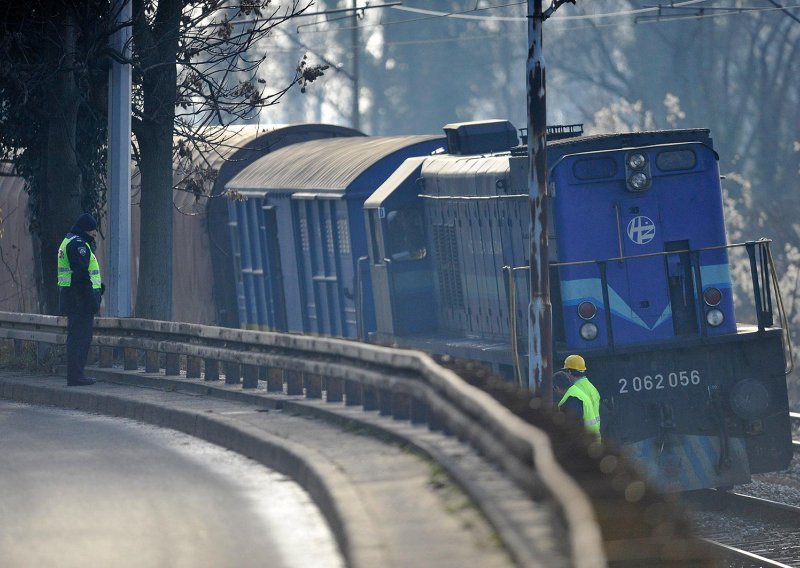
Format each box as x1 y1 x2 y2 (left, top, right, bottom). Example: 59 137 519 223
57 234 102 289
559 377 601 438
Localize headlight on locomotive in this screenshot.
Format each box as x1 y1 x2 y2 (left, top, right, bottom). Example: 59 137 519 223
626 153 647 170
625 151 652 192
579 322 599 340
706 308 724 326
729 379 771 420
628 172 650 191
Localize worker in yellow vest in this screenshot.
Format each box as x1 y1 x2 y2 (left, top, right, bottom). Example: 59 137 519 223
57 213 104 386
555 354 601 439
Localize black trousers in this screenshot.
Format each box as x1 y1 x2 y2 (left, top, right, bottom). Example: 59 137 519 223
66 309 94 382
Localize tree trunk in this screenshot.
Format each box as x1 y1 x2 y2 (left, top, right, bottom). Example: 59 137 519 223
130 0 180 321
39 15 83 314
134 112 175 321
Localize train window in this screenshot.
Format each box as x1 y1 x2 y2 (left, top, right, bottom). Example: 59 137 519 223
572 157 618 180
656 149 696 172
386 209 427 261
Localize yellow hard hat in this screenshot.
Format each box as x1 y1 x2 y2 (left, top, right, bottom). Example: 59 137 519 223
563 354 586 372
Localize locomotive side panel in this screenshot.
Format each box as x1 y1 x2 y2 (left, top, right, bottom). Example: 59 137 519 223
421 156 519 340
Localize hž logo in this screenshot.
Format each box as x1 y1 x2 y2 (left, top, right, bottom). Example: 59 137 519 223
626 215 655 245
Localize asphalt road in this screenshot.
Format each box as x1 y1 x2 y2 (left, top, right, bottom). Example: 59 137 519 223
0 400 344 568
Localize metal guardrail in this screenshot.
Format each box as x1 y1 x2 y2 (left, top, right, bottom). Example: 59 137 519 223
0 311 605 568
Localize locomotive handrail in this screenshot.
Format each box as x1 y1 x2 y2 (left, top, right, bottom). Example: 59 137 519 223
502 265 526 387
548 238 772 268
418 193 528 200
765 246 795 375
0 311 606 568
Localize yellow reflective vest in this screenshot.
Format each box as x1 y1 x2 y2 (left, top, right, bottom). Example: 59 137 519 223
57 235 102 289
558 377 601 438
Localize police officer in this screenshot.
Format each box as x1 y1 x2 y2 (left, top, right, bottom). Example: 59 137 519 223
556 354 601 439
58 213 103 386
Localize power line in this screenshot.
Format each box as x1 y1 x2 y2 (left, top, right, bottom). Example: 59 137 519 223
391 0 708 22
765 0 800 23
389 1 526 22
293 1 800 38
261 1 800 58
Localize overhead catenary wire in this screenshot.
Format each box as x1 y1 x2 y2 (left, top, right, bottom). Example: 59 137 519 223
290 0 800 39
256 1 800 57
391 0 708 21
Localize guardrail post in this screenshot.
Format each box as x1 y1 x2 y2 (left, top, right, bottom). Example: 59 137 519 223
99 346 114 368
344 380 362 406
13 339 23 358
124 348 138 371
326 376 343 403
266 367 284 392
410 399 427 425
186 356 201 379
145 351 160 373
378 389 392 416
36 341 51 365
204 359 219 381
305 373 322 399
88 346 98 366
242 365 259 389
362 385 378 411
392 393 410 421
286 369 303 395
224 362 240 385
165 353 181 376
428 409 444 433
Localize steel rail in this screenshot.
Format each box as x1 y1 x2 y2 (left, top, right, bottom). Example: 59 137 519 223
697 538 795 568
0 311 607 568
687 489 800 566
691 489 800 523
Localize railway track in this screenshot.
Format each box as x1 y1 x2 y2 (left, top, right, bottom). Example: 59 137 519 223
685 489 800 567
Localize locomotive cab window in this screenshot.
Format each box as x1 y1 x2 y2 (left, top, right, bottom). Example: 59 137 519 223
656 149 697 172
386 209 427 261
572 156 618 180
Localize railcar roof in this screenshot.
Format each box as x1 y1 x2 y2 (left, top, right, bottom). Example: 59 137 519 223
417 153 518 198
143 123 362 210
544 128 713 158
227 135 444 194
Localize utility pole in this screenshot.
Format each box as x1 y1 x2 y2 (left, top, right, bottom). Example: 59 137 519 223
527 0 574 401
107 0 132 317
351 0 360 130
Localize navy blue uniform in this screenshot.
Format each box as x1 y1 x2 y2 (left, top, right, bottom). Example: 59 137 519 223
59 227 102 385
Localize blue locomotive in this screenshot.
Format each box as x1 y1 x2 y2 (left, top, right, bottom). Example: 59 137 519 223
226 120 793 491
